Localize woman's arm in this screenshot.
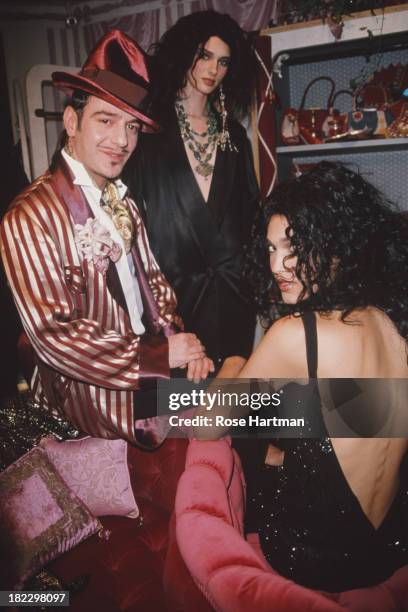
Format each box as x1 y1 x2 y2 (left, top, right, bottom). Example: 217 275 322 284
235 315 309 379
217 356 247 378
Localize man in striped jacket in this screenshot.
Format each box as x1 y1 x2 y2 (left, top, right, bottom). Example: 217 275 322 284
0 30 213 447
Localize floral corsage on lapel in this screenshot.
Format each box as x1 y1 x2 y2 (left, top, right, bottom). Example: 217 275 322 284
75 218 122 274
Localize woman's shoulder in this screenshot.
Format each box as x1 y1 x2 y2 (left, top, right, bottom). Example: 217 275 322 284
228 118 249 139
228 120 255 162
239 315 308 378
267 314 305 341
316 307 397 338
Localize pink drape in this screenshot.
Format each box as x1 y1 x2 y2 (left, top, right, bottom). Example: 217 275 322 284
81 1 278 53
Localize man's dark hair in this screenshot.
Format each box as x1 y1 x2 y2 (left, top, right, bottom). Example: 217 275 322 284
50 89 90 169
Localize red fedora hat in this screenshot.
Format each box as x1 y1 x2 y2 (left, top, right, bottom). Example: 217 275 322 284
52 29 158 133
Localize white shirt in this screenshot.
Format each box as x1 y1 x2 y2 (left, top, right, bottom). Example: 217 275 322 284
62 148 145 334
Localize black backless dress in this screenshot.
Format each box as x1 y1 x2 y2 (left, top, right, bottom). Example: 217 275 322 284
237 312 408 592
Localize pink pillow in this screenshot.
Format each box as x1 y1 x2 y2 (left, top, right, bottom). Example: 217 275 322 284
0 447 99 589
40 436 139 518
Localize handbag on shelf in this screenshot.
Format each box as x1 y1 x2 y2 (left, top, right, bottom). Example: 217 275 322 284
281 76 336 145
321 89 350 139
323 89 394 141
280 68 404 146
356 63 408 121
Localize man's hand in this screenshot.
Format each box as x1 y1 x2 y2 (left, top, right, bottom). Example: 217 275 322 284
186 357 215 383
168 333 206 369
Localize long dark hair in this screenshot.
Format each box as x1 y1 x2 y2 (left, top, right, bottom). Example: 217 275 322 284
245 161 408 342
147 10 255 126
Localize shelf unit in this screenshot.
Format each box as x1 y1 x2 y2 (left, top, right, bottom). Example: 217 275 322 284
276 137 408 155
256 4 408 208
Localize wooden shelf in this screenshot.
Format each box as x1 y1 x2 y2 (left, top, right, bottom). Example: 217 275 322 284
261 4 408 37
276 137 408 155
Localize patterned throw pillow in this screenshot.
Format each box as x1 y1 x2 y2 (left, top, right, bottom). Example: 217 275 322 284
40 436 139 518
0 447 99 589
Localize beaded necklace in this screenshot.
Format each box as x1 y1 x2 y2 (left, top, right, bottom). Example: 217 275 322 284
175 99 218 179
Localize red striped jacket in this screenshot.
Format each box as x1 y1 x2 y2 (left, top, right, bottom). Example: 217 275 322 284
0 158 182 446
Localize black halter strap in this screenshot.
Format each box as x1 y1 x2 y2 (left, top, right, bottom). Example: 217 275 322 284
301 311 318 378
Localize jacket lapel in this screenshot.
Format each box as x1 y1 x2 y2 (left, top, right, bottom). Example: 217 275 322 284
51 156 129 315
207 142 237 228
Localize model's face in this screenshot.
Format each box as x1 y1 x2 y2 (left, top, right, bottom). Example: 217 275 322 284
267 215 304 304
64 95 140 189
187 36 231 96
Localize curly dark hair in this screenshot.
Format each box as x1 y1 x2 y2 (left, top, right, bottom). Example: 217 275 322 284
147 9 255 126
245 161 408 343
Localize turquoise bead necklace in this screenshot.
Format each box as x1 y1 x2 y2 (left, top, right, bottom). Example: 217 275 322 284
175 98 219 179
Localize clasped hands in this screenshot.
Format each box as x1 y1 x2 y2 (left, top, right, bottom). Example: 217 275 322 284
168 332 214 382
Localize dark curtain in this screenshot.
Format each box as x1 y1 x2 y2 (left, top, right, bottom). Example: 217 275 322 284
0 32 28 398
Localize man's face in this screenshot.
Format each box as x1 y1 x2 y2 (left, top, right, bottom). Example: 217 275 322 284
63 95 140 189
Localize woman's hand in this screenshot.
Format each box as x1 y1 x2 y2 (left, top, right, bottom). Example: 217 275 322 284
217 355 247 378
186 356 215 383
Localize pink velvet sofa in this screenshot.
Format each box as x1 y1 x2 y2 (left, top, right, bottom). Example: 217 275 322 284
170 438 408 612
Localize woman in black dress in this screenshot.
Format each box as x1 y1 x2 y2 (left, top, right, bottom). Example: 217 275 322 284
219 161 408 592
124 10 259 369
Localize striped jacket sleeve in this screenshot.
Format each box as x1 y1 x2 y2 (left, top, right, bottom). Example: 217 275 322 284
0 187 170 390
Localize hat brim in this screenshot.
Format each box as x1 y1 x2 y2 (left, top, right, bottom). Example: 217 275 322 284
52 71 159 133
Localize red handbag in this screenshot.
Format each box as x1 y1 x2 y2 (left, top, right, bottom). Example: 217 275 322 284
356 63 408 115
355 63 408 123
281 76 336 145
321 89 350 139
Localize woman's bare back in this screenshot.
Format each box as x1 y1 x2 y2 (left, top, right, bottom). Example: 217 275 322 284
243 307 408 529
316 307 408 379
312 308 407 528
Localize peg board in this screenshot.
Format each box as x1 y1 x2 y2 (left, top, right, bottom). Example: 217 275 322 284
284 48 408 209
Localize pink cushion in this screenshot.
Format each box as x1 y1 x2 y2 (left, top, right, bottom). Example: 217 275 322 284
40 436 138 518
45 439 190 612
0 447 99 589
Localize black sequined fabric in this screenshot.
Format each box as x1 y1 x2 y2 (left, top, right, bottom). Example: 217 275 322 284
0 392 80 470
238 436 408 592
